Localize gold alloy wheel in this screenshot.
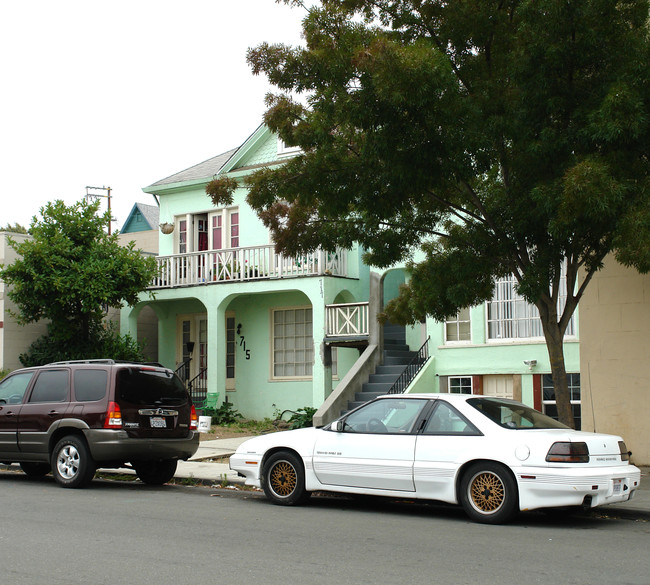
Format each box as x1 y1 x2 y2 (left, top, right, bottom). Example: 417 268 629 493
469 470 506 514
269 460 298 497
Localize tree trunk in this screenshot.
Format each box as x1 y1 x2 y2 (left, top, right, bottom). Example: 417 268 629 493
537 302 575 429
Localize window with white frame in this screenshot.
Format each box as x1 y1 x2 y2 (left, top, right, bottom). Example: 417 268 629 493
542 373 581 430
445 308 471 343
174 208 239 254
449 376 473 394
272 308 314 378
487 271 575 340
277 138 302 158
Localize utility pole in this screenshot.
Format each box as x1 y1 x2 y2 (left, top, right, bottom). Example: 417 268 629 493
85 186 113 234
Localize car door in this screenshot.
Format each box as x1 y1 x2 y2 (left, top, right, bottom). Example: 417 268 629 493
313 398 429 492
0 372 35 455
17 368 71 456
413 400 483 499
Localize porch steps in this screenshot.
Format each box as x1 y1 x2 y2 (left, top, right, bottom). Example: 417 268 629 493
343 323 417 413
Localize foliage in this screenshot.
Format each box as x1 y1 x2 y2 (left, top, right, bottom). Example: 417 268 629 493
19 322 147 367
1 223 29 234
287 407 317 429
0 369 8 380
209 400 244 426
0 199 158 356
210 0 650 427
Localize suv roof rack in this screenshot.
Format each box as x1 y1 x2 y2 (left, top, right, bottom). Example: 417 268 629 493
45 359 168 368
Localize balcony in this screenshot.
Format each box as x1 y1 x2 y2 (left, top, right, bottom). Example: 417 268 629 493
150 245 347 289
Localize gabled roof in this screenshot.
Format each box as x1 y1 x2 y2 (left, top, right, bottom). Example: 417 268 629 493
121 202 160 233
146 148 238 189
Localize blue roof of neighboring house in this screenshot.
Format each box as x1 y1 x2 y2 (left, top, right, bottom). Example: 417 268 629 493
121 203 160 233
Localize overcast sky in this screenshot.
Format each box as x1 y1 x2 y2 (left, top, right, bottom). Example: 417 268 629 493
1 0 308 230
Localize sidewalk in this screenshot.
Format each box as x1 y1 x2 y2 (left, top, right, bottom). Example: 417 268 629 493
168 436 650 520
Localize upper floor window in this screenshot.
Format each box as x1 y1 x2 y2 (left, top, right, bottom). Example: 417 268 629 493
487 271 575 341
445 308 471 343
175 208 239 254
277 138 302 158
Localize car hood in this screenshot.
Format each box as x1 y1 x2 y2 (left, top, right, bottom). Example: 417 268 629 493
234 427 321 456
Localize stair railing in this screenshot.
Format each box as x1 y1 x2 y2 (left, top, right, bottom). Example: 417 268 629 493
187 367 208 408
387 337 430 395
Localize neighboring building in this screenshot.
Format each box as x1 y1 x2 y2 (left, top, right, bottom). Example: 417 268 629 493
579 257 649 465
0 232 49 372
108 202 160 362
121 123 580 424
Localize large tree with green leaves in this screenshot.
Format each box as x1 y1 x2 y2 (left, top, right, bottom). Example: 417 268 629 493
208 0 650 427
0 200 158 364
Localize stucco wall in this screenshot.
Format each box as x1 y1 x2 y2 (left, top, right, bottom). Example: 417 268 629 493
579 257 650 465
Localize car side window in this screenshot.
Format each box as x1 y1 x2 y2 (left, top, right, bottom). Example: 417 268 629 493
74 370 108 402
422 401 481 435
0 372 35 404
343 399 428 434
28 370 70 403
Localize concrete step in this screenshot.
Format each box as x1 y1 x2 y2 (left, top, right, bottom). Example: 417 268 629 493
355 391 386 402
375 364 408 375
384 355 415 366
384 349 417 360
361 382 394 394
369 373 400 384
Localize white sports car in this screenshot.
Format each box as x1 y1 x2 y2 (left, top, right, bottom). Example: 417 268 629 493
230 394 641 523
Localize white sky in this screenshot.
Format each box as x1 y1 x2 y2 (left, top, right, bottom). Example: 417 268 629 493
1 0 308 230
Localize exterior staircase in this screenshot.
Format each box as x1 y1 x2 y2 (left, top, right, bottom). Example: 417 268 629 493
344 323 417 412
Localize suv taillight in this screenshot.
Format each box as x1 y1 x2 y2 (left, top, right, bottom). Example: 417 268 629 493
104 401 123 429
190 405 198 431
546 441 589 463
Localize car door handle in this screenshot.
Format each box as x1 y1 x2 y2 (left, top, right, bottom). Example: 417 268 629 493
48 410 61 416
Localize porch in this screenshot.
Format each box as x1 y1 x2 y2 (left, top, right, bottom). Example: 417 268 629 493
150 245 347 289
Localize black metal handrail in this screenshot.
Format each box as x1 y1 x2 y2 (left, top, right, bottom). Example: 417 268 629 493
187 368 208 407
387 336 430 395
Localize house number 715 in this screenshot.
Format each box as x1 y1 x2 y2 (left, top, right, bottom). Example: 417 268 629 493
239 336 251 360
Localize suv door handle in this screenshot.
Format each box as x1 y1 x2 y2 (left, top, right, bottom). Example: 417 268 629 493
48 410 61 416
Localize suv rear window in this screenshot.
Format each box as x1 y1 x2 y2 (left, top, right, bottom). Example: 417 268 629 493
117 368 188 406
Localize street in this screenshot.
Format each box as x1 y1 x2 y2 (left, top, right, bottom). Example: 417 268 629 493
0 472 648 585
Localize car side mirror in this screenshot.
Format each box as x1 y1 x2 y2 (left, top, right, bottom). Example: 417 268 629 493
330 420 344 432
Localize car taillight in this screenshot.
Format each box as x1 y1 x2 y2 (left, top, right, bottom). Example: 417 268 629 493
190 405 198 431
546 441 589 463
104 401 123 429
618 441 630 461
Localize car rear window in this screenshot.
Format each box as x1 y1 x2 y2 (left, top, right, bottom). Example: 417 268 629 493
117 368 188 406
467 397 569 429
74 369 108 402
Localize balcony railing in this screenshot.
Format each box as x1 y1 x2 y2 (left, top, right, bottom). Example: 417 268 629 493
151 245 347 289
325 302 369 338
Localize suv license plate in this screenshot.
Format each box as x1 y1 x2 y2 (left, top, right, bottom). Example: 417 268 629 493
613 478 623 494
150 417 167 429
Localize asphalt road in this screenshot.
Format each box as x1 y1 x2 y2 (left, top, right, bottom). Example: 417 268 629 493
0 472 648 585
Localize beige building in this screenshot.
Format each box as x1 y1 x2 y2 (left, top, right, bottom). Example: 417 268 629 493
0 232 49 372
580 256 650 465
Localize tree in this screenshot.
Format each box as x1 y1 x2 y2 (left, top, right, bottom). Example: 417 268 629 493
208 0 650 427
0 199 158 364
1 223 29 234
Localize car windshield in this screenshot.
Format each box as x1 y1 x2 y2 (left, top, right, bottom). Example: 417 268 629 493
467 397 569 430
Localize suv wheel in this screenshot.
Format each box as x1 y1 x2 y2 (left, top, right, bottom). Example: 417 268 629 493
133 459 178 485
51 435 96 488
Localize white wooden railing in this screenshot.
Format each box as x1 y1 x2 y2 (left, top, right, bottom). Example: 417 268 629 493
151 245 347 288
325 302 369 338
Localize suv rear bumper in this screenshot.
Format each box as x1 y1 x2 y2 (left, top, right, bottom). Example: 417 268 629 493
85 429 200 463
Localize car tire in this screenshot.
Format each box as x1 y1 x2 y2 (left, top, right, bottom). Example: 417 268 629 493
133 459 178 485
459 462 518 524
19 462 51 477
51 435 96 488
262 451 311 506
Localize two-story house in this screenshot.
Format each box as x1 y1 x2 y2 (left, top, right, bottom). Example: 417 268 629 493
120 123 581 426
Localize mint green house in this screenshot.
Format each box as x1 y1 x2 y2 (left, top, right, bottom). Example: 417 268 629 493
121 124 580 426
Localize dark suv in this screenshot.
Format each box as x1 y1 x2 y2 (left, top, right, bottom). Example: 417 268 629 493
0 360 199 488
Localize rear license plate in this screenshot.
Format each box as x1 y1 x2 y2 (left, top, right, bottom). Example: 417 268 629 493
613 478 623 494
150 416 167 429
